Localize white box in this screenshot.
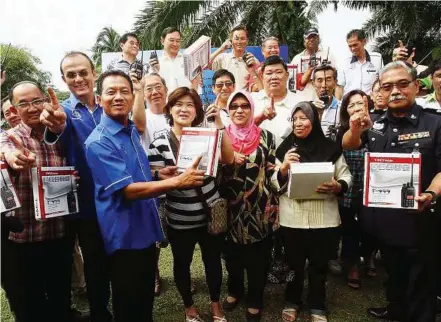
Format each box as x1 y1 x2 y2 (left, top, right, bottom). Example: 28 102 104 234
183 36 211 80
0 161 21 212
288 162 335 199
363 152 421 210
177 127 222 177
32 166 79 220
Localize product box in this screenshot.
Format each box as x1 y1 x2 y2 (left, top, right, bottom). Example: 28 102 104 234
177 127 222 177
0 161 21 212
183 35 211 80
32 167 79 220
363 152 421 210
287 64 298 93
288 162 335 199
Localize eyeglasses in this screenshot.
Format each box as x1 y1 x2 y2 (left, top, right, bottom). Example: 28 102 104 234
15 98 47 109
380 80 412 92
145 85 164 93
65 70 89 79
230 103 251 111
214 82 234 89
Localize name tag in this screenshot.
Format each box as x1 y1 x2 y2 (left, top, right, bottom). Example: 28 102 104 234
366 69 377 73
398 131 430 141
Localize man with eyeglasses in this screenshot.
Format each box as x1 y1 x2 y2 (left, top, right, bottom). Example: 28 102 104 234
342 61 441 322
0 81 73 322
369 80 388 122
211 69 236 126
106 33 146 77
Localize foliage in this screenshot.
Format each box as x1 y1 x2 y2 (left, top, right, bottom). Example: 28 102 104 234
91 27 121 70
0 44 51 101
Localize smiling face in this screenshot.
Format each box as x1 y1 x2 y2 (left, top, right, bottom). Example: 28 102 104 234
293 109 312 139
262 39 280 59
120 36 139 58
161 31 181 57
61 54 96 100
2 100 21 128
212 75 235 103
380 67 418 110
231 29 248 55
144 75 167 109
229 95 252 127
262 63 288 93
304 34 319 52
11 83 46 128
170 95 197 128
98 75 134 124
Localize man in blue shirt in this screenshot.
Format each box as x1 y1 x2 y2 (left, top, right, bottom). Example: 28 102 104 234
84 70 205 322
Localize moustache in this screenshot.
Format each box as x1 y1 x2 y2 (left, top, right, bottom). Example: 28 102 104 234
389 95 406 103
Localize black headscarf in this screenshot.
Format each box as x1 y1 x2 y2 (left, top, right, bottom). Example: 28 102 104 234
276 101 342 164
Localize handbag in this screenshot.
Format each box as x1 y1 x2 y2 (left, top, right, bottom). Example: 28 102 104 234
196 187 228 235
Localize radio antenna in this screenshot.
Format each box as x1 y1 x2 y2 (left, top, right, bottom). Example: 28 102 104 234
410 155 414 186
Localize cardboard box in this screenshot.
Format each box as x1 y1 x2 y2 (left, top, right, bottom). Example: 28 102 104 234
363 152 421 210
0 161 21 212
183 36 211 80
32 166 79 220
288 162 334 199
177 127 222 177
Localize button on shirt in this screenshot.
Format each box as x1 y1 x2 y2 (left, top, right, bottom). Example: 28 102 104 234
85 115 164 254
44 94 102 220
252 90 301 147
361 104 441 247
212 52 250 90
338 50 383 96
158 53 191 94
320 96 340 138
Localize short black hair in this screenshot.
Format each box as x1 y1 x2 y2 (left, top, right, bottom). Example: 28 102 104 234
429 60 441 76
60 51 95 76
161 27 181 39
346 29 367 41
230 25 248 37
312 64 337 81
212 69 235 85
97 70 134 95
120 33 139 45
261 55 287 73
9 81 44 104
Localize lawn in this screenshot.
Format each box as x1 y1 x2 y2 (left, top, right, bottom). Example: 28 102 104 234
2 245 440 321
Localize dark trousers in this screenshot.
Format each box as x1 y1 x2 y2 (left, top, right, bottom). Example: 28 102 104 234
339 204 360 263
109 245 157 322
1 238 72 322
281 227 338 313
381 246 437 322
168 226 223 308
224 237 272 310
66 218 111 322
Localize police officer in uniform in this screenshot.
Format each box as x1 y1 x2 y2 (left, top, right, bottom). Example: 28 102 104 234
342 61 441 322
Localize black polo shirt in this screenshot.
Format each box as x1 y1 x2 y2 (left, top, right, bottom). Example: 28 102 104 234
360 103 441 247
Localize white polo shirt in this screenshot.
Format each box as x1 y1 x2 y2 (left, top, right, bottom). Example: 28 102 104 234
251 90 301 147
212 52 250 91
158 53 191 94
291 47 338 101
338 50 383 96
416 92 441 114
140 109 170 151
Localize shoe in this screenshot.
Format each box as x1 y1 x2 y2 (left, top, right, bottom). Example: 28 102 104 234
282 307 297 321
70 308 90 322
367 307 399 320
311 314 328 321
212 315 227 322
222 296 241 312
185 314 204 322
154 277 161 297
245 309 262 322
328 260 342 275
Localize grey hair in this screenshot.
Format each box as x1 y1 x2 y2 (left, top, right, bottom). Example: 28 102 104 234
145 72 167 89
261 36 280 48
379 61 417 82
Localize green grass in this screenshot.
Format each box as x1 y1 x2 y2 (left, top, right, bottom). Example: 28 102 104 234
2 246 440 321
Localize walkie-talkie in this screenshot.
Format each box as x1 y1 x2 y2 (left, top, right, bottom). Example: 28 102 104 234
401 156 415 208
309 52 317 68
67 174 77 214
1 169 16 210
130 45 144 80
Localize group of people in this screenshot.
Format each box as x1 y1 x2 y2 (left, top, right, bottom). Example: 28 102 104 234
0 23 440 322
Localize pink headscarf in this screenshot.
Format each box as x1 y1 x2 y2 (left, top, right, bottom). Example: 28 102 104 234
225 90 261 155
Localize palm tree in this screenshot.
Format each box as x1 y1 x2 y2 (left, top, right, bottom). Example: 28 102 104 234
308 1 441 65
91 27 121 71
132 1 313 59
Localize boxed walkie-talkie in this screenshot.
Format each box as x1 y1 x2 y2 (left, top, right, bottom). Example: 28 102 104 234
31 166 79 220
0 161 21 213
363 152 421 210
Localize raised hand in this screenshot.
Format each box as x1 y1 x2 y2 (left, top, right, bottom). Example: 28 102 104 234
40 87 67 134
349 96 372 133
222 39 232 51
4 134 36 170
263 93 277 120
244 52 257 68
280 147 300 177
206 94 224 129
130 71 146 93
176 155 206 188
158 166 179 180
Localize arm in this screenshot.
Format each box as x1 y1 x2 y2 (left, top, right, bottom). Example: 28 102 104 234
207 40 230 69
334 154 352 193
131 74 147 134
342 128 363 150
220 130 234 165
300 66 314 86
335 86 343 100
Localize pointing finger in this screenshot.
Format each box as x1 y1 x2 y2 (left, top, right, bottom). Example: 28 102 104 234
398 39 404 48
191 155 203 169
8 134 24 150
47 87 60 110
363 95 369 114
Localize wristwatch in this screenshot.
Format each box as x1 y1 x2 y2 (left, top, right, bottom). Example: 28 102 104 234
424 190 438 205
154 170 160 181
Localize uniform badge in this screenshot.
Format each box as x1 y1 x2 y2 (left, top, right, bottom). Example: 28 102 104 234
410 114 417 119
72 109 82 120
372 122 384 130
398 131 430 141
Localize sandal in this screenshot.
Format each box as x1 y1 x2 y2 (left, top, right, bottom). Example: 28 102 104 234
185 315 204 322
347 278 361 289
222 296 240 312
282 307 297 322
212 315 227 322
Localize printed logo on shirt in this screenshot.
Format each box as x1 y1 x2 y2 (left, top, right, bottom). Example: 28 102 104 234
72 109 82 120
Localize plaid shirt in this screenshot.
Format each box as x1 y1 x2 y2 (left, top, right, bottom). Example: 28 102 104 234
0 122 66 243
340 148 366 208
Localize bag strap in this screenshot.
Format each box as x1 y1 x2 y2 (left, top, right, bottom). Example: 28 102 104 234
195 187 211 218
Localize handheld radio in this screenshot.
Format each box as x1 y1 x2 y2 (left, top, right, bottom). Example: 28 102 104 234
401 155 416 208
1 169 16 210
130 45 144 80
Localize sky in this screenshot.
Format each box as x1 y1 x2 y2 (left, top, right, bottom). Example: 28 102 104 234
0 0 371 92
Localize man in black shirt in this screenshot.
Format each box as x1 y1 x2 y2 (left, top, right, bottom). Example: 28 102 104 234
343 61 441 322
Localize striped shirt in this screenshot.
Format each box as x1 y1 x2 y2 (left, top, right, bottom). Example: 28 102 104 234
148 130 220 230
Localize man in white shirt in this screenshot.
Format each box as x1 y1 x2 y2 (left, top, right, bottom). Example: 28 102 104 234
336 29 383 99
210 25 259 90
253 56 301 147
291 28 337 102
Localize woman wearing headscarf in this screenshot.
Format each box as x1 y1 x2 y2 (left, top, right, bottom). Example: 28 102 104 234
273 102 352 322
221 90 278 322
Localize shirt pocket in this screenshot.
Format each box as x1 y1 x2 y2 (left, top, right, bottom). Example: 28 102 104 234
399 138 432 155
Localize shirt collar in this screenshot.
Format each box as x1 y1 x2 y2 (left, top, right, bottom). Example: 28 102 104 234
69 93 100 111
101 114 134 135
350 50 371 64
162 52 183 61
425 92 437 102
385 103 421 126
329 96 339 109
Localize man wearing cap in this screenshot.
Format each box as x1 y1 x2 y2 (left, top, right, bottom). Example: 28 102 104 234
291 28 337 101
336 29 383 99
